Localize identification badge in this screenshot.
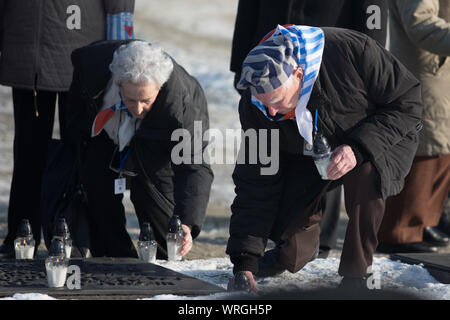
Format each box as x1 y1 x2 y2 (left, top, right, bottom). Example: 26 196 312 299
303 140 314 156
114 178 126 194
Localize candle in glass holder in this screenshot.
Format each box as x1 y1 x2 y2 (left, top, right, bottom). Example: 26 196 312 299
14 219 35 260
53 218 72 258
45 238 69 288
166 215 183 261
312 132 332 180
137 222 157 263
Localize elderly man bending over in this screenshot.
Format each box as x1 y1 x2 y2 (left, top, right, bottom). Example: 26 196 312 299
226 25 423 292
64 40 213 259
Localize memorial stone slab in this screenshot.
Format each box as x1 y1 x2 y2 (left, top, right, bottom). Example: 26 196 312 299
0 257 225 299
390 253 450 284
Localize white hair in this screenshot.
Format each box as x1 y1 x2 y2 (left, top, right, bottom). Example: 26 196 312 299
109 41 173 88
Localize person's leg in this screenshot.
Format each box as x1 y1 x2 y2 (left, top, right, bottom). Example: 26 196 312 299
57 92 68 140
378 155 450 244
81 133 137 258
4 89 57 247
319 186 342 256
438 194 450 236
339 161 385 277
130 176 172 260
276 161 330 273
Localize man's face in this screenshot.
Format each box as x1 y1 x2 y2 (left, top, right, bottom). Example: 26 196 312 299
119 81 159 119
253 67 303 117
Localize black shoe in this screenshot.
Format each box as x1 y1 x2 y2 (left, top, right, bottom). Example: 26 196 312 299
255 247 286 277
423 226 449 247
376 242 438 254
0 242 14 259
318 246 330 259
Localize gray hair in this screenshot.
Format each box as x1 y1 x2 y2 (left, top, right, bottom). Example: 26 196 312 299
109 41 173 88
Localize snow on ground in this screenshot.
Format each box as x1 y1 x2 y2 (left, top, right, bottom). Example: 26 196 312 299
150 257 450 300
1 257 449 300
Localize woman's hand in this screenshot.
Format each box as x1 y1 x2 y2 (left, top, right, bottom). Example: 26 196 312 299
180 224 193 256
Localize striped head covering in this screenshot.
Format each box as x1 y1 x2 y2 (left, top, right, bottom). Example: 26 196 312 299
237 25 325 145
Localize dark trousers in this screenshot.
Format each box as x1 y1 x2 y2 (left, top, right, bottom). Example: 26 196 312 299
279 162 385 278
319 186 342 251
4 88 67 245
81 133 172 259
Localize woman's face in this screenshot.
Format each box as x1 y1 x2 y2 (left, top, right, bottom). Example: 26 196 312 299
119 81 159 119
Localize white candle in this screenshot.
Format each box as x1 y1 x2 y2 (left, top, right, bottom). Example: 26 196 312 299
65 245 72 259
313 153 332 180
14 244 34 260
46 265 68 288
166 233 182 261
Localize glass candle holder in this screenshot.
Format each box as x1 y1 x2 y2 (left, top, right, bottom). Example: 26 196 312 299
64 238 73 259
53 218 72 258
45 255 69 288
313 152 332 180
137 240 157 263
166 232 183 261
14 237 35 260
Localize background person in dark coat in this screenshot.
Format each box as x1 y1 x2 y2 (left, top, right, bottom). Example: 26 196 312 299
229 0 388 259
226 25 423 292
64 40 213 258
0 0 135 257
230 0 388 90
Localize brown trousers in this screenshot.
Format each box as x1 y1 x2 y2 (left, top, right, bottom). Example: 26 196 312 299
378 155 450 244
279 161 385 277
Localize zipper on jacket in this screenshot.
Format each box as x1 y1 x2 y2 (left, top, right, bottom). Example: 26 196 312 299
32 0 44 117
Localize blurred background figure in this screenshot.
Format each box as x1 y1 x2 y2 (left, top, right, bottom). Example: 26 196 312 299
229 0 387 258
0 0 135 258
377 0 450 254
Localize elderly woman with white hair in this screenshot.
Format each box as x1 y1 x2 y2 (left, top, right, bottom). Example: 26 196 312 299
64 40 213 259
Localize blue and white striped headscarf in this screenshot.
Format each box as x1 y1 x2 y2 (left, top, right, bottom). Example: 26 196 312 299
238 25 325 145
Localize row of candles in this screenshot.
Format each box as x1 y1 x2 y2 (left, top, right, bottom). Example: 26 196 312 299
13 215 185 288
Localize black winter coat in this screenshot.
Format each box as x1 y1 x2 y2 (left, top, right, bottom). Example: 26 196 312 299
0 0 134 91
230 0 387 81
227 27 423 258
64 40 213 238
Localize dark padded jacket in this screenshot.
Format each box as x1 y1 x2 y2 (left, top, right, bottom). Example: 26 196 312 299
64 40 213 238
0 0 134 91
227 27 423 272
